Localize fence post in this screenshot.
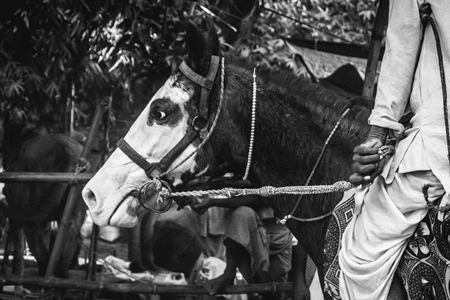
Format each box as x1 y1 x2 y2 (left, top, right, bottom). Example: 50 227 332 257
362 0 389 99
45 101 108 277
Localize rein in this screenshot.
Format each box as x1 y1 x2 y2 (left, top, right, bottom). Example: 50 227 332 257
420 3 450 214
279 107 352 224
245 69 352 223
420 3 450 174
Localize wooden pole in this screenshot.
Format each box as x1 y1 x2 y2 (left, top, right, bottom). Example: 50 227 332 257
0 276 293 295
0 172 93 183
85 98 110 290
45 102 107 277
0 230 11 277
86 95 112 284
83 223 99 300
85 224 99 282
362 0 389 99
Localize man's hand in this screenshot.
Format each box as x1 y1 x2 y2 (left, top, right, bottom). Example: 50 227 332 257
349 126 388 185
190 196 213 215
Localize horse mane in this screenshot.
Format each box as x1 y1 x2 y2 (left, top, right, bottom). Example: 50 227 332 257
224 55 371 149
220 54 371 172
207 54 372 241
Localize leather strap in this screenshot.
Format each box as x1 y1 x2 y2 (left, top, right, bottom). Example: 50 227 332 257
199 56 220 119
179 62 215 89
118 55 221 180
117 138 153 175
152 127 200 176
117 126 200 178
180 56 220 139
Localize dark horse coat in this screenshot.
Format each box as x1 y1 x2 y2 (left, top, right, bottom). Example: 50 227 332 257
2 113 86 278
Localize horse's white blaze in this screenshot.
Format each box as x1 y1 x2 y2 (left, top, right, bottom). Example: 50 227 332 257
82 76 201 227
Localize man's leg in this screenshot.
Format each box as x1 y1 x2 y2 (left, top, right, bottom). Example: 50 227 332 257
339 171 444 299
204 239 251 295
205 206 267 295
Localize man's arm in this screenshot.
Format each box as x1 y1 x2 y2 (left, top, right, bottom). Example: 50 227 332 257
350 0 422 185
369 0 422 136
191 194 264 215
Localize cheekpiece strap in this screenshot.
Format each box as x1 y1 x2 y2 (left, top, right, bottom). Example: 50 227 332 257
179 55 221 139
117 138 153 174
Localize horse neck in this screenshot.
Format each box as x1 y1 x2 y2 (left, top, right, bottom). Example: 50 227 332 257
211 63 369 267
216 64 366 185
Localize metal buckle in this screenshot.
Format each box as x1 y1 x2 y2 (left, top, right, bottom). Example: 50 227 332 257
193 116 208 131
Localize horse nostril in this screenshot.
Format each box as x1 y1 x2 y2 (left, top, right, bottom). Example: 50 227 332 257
82 188 97 209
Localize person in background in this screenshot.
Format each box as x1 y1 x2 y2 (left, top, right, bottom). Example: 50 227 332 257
339 0 450 299
191 192 313 300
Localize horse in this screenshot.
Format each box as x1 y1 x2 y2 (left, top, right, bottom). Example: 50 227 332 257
82 20 448 299
1 112 88 279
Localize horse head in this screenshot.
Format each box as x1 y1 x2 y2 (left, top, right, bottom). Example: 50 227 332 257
82 20 224 227
2 110 42 170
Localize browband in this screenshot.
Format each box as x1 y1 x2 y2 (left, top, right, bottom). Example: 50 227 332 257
179 56 220 90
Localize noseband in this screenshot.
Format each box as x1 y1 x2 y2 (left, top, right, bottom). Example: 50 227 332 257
116 56 221 210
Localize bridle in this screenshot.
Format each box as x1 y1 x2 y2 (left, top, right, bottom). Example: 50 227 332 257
116 55 221 210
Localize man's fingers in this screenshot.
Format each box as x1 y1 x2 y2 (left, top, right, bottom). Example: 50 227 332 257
349 162 385 185
349 173 376 185
352 160 378 174
372 166 383 179
353 145 380 155
349 136 388 185
353 152 382 165
192 205 207 215
349 173 365 185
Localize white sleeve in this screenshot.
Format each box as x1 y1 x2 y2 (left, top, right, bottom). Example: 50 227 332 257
368 0 422 137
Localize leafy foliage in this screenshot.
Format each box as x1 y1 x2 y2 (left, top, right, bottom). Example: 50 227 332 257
0 0 191 130
233 0 377 76
0 0 377 132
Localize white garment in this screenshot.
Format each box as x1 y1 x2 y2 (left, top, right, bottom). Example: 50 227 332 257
368 0 450 206
339 171 444 299
339 0 450 298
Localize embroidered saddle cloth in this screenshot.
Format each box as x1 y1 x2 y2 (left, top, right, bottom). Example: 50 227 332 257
323 195 450 299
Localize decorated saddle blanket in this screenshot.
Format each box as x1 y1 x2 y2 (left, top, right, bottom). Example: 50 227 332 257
323 193 450 299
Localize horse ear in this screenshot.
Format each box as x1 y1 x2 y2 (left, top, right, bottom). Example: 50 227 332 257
203 18 220 57
183 20 207 72
183 18 220 76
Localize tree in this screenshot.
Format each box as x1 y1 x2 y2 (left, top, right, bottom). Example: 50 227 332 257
0 0 377 132
231 0 377 75
1 0 191 131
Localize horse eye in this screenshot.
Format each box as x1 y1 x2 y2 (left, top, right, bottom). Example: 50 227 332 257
154 110 167 120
